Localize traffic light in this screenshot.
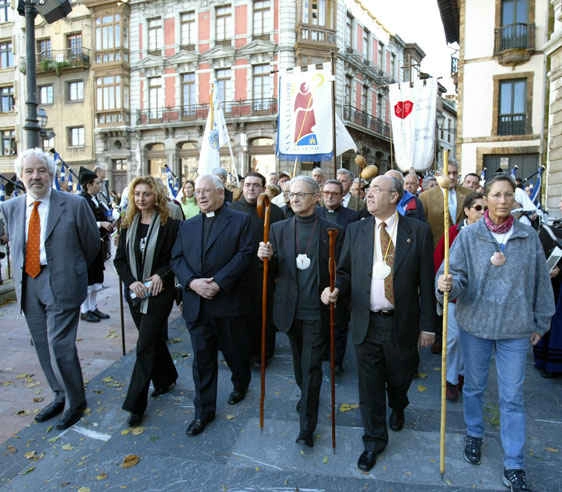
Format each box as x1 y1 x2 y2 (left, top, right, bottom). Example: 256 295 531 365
17 0 72 24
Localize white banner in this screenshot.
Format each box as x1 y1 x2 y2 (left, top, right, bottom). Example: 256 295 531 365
388 79 437 172
335 113 357 156
277 65 333 160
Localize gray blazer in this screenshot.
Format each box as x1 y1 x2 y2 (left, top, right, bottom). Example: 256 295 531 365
0 190 100 311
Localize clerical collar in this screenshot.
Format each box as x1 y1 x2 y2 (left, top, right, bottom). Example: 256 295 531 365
204 205 223 219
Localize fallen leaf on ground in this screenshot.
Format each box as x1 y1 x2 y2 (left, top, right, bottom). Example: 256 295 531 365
545 447 559 453
32 397 44 403
61 443 73 451
84 408 92 415
322 456 329 464
6 445 16 454
339 403 359 412
120 429 130 436
2 381 13 386
96 473 108 480
417 385 427 392
77 487 91 492
225 415 235 421
131 427 144 436
47 436 60 443
24 450 43 461
21 466 35 475
15 409 30 416
169 337 182 344
121 454 140 468
16 373 33 379
417 372 428 379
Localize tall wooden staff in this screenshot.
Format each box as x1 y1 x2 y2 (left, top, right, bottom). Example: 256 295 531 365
327 227 339 451
256 192 271 430
437 149 451 477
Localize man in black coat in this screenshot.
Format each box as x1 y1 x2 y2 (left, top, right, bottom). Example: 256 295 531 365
258 176 342 448
171 174 254 437
317 179 359 373
322 175 436 472
230 172 284 365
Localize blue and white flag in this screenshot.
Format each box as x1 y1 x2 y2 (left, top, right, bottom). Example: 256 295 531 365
510 165 518 180
480 167 487 186
530 167 543 205
0 182 5 201
68 171 74 193
165 165 179 198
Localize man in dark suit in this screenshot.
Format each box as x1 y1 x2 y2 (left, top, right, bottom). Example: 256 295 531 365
322 175 436 471
337 168 365 212
317 179 359 373
230 171 284 365
171 174 254 437
0 148 100 430
258 176 342 448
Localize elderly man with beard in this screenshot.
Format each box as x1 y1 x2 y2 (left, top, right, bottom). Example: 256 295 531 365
230 172 284 364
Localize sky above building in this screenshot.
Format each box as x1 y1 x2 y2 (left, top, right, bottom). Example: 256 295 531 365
375 0 458 94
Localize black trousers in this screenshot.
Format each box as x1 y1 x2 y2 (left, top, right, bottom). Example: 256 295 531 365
189 315 250 419
247 308 276 362
334 303 350 367
288 319 328 433
355 312 418 452
123 292 178 415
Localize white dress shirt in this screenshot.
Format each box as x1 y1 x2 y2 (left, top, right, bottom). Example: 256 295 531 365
370 212 398 312
25 190 51 265
342 192 351 208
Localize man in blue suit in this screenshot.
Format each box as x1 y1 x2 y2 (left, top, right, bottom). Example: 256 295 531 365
171 174 254 437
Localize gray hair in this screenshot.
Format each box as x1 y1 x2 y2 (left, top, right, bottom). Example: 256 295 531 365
312 167 326 176
387 176 404 199
14 148 56 178
324 179 343 193
290 175 320 194
212 167 227 177
336 168 353 179
196 174 224 190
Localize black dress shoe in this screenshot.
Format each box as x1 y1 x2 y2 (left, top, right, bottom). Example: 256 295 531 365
185 413 215 436
55 403 86 430
80 311 100 323
389 409 405 431
91 309 110 319
128 413 143 427
296 431 314 447
227 389 247 405
357 450 377 472
35 400 65 423
151 381 176 398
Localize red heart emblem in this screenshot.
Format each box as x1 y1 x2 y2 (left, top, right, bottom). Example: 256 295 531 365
394 100 414 119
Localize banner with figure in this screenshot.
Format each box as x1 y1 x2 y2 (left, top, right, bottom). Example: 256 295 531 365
277 64 333 161
388 79 437 172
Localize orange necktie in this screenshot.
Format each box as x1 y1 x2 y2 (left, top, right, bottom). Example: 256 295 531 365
25 201 41 278
380 221 395 305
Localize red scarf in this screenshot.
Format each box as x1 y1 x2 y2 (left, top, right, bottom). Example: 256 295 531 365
483 209 514 234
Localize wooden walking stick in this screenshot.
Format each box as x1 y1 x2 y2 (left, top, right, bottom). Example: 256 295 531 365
256 192 271 430
327 227 339 451
437 149 451 477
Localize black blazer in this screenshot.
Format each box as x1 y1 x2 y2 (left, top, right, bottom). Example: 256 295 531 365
269 214 343 332
317 205 360 230
171 206 253 327
114 217 180 303
336 214 436 348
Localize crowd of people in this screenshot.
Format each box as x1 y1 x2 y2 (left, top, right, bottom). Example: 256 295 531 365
1 148 561 492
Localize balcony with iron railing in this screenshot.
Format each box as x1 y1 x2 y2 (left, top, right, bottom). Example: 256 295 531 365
343 105 391 141
498 112 528 136
136 98 278 125
296 24 337 45
494 23 535 65
36 48 90 75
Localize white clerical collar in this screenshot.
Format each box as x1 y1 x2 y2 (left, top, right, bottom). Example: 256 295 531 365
205 211 215 218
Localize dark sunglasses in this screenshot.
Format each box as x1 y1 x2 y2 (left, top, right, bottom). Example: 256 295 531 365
472 205 488 211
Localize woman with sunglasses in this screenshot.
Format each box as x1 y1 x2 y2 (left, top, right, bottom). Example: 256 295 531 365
437 175 554 491
434 192 487 401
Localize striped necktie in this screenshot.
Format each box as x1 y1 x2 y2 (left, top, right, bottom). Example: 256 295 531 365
380 221 395 305
25 201 41 278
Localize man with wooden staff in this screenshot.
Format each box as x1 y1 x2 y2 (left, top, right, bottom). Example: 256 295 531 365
321 175 435 471
258 176 342 448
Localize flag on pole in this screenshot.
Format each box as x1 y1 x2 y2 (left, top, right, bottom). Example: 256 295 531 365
0 182 5 201
388 79 438 172
335 113 357 156
480 167 487 186
198 82 231 177
510 165 518 180
68 171 74 192
165 165 179 198
530 167 543 205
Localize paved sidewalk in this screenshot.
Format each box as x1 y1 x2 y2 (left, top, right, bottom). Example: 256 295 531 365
1 300 561 491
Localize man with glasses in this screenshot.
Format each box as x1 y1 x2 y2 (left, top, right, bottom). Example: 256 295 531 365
258 176 343 448
231 172 284 365
321 175 435 471
172 174 254 437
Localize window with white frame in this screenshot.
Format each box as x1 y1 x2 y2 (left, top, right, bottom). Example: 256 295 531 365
180 11 196 48
215 68 231 104
68 126 85 147
0 129 16 156
0 40 13 68
42 131 55 152
345 13 353 49
37 38 51 61
67 33 82 58
148 77 163 118
391 53 396 80
0 0 9 23
252 64 271 110
362 29 369 60
148 17 162 53
344 75 352 107
95 14 121 63
0 86 14 112
362 85 368 112
67 80 84 102
182 73 196 114
96 75 121 110
253 0 269 38
39 84 54 105
378 42 385 71
215 5 232 45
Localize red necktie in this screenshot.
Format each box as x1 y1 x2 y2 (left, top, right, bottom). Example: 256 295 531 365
25 201 41 278
380 222 395 305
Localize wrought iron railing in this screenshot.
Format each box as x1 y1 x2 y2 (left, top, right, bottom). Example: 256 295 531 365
494 23 535 53
36 48 90 74
136 98 278 125
498 113 527 136
343 105 391 140
296 24 337 45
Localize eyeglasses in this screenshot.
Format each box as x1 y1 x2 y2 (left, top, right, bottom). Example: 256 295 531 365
288 192 315 199
472 205 488 211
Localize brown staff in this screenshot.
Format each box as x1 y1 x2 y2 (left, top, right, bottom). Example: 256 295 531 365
327 227 339 451
256 192 271 430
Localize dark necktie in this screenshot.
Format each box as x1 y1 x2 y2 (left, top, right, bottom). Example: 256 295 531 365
25 201 41 278
380 221 395 305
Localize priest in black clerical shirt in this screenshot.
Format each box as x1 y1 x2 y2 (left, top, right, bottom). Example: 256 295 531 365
258 176 342 448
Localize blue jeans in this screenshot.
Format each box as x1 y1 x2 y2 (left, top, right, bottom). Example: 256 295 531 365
460 330 528 470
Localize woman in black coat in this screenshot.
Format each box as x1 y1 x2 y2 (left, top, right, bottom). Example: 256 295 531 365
114 176 179 426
